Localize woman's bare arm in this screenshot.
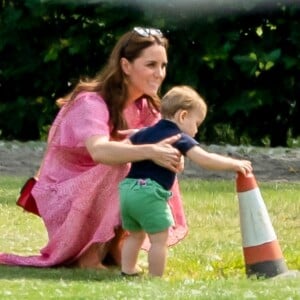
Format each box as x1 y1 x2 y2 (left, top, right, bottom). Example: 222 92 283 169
85 134 181 172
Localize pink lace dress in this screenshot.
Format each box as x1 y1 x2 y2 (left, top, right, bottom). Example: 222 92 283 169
0 92 188 267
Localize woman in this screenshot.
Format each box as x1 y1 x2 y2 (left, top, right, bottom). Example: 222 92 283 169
0 27 187 269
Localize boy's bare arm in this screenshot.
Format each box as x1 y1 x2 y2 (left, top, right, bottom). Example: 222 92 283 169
186 146 252 175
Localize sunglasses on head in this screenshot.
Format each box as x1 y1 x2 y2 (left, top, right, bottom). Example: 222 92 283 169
121 27 164 55
132 27 163 37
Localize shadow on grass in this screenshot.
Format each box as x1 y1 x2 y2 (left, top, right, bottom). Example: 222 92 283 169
0 265 123 282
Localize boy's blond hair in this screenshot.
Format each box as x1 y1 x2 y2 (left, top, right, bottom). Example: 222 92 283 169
161 85 207 119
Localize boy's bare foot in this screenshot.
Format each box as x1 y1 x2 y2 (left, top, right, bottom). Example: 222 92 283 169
121 265 143 276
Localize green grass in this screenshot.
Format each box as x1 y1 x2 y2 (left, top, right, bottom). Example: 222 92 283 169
0 176 299 300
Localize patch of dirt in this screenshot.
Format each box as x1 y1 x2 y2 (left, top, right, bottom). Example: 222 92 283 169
0 141 45 177
0 141 300 182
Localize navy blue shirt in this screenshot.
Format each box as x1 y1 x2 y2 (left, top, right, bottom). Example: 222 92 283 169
127 119 199 190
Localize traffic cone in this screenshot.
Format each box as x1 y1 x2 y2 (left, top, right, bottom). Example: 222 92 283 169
236 172 288 278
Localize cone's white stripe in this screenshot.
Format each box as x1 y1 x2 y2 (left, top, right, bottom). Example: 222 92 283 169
238 187 277 247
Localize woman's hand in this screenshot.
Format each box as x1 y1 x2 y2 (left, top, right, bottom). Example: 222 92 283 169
176 155 185 173
151 134 182 172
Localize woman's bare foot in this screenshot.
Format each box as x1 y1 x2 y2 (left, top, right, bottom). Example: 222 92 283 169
78 262 108 270
107 227 128 266
77 243 108 269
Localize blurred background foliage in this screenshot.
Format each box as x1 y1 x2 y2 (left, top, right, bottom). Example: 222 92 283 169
0 0 299 147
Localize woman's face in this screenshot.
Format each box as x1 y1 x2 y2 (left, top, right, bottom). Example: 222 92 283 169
121 44 168 103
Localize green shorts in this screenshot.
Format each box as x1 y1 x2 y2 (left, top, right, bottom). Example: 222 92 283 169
119 178 174 234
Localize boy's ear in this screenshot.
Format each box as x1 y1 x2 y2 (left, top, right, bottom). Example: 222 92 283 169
174 109 188 123
178 110 188 122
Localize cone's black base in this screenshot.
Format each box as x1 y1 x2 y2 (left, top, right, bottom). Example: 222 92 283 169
246 259 288 278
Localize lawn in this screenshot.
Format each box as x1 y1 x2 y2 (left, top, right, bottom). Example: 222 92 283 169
0 176 299 300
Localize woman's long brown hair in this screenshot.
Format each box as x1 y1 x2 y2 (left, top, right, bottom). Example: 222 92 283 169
56 30 169 138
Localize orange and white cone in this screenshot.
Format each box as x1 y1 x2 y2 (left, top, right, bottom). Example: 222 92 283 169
236 172 288 278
